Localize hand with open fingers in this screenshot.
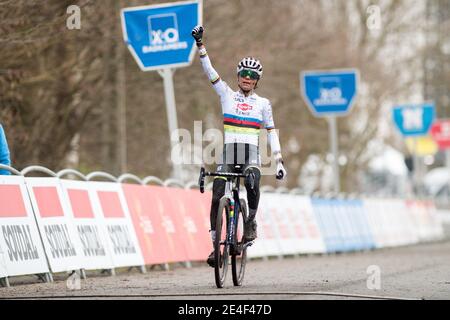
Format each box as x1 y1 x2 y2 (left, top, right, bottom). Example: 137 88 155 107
191 25 204 44
276 161 287 180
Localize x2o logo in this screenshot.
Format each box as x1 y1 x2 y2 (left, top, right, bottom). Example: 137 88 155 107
143 13 188 53
151 28 178 44
314 78 348 106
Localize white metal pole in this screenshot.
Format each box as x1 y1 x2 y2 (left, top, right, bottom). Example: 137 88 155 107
328 116 340 193
159 68 182 179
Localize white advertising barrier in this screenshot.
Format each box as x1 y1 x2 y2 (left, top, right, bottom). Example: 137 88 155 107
437 210 450 225
59 179 115 271
248 193 282 258
263 193 299 256
87 182 144 268
371 199 403 247
381 199 405 247
363 198 398 248
364 198 428 248
288 195 326 254
24 177 84 273
422 201 443 241
406 200 444 242
427 202 445 240
390 199 419 246
430 205 445 240
0 176 49 277
389 199 426 246
276 194 326 254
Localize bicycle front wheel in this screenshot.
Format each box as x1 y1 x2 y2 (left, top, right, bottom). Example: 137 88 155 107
214 197 230 288
232 198 248 287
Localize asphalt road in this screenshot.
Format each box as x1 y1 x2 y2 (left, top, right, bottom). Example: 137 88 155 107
1 240 450 300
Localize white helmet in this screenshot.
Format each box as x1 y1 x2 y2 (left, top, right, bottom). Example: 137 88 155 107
237 57 263 78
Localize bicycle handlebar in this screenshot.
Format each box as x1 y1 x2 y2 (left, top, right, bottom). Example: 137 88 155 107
205 172 247 178
198 167 246 193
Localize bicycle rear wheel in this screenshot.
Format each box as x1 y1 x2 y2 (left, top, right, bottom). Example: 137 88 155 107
214 197 230 288
232 198 248 286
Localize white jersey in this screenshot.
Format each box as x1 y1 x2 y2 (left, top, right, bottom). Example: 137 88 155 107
199 48 276 147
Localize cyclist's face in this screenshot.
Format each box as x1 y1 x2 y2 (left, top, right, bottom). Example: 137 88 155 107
238 75 257 92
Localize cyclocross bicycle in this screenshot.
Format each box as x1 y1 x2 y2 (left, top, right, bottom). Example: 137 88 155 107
199 166 255 288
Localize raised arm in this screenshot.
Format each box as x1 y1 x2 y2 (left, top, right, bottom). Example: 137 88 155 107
191 26 230 97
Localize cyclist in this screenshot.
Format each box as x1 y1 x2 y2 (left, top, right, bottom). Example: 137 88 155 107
192 26 287 267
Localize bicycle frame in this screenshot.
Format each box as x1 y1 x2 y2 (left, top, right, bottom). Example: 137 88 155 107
223 176 242 252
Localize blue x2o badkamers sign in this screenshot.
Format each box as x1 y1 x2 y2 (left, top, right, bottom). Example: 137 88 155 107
301 69 359 117
121 1 202 71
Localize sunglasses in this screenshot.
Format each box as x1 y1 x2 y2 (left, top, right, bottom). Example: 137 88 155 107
238 69 260 80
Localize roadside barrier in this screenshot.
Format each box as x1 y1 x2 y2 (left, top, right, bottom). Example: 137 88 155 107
60 178 115 272
0 175 50 284
0 164 445 287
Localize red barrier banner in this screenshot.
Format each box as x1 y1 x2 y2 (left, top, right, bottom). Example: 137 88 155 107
97 191 126 218
122 184 188 264
123 184 213 264
169 188 212 261
33 187 65 218
197 190 213 245
0 185 27 218
0 176 49 277
67 189 95 219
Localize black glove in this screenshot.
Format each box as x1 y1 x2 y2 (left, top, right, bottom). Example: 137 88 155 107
191 25 204 46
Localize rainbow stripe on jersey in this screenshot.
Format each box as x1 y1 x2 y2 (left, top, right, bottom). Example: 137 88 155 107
223 113 262 136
